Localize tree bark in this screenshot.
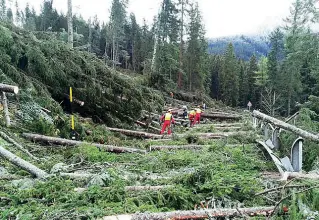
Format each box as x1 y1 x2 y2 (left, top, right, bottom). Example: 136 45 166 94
60 172 95 179
135 121 161 132
22 133 146 154
281 172 319 181
0 145 48 178
102 206 274 220
252 110 319 143
67 0 73 48
2 92 10 127
149 145 205 151
0 131 39 161
0 83 19 94
201 113 241 120
105 127 163 139
64 94 84 106
75 185 172 193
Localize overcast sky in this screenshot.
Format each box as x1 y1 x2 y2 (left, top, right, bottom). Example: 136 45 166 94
17 0 294 38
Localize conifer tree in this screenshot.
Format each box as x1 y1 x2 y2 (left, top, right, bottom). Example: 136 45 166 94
67 0 73 48
185 2 207 92
0 0 6 21
247 55 258 105
110 0 128 68
267 28 284 90
221 43 239 106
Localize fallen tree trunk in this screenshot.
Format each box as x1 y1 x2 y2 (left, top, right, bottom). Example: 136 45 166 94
0 83 19 94
202 113 241 120
75 185 172 193
0 131 39 161
0 145 48 178
281 172 319 181
252 110 319 143
22 133 146 154
149 145 206 151
64 94 84 106
1 92 10 127
135 121 161 132
105 127 163 139
101 206 274 220
59 172 95 179
179 131 249 139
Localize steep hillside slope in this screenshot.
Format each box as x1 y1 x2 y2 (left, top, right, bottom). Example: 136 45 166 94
208 35 270 60
0 22 164 131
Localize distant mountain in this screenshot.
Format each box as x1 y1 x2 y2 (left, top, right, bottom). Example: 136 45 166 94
208 35 270 60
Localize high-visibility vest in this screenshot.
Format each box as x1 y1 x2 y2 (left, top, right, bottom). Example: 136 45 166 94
164 113 172 121
189 110 196 117
196 108 202 114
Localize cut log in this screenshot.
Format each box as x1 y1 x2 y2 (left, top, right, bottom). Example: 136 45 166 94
281 172 319 181
64 94 84 106
0 83 19 94
285 111 299 123
60 172 95 179
101 206 274 220
149 145 206 151
1 92 10 127
252 110 319 143
22 133 146 154
178 131 249 139
0 131 39 161
202 113 241 120
0 145 48 178
105 127 163 139
135 120 161 132
75 185 172 193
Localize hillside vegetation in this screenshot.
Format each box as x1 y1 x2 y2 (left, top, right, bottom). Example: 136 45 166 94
208 35 270 60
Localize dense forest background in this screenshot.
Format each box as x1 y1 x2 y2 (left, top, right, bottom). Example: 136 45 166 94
1 0 319 117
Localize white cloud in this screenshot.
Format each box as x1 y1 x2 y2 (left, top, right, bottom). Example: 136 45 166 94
17 0 294 37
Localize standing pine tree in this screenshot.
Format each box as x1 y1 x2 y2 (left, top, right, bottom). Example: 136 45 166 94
185 2 207 92
0 0 6 21
110 0 128 68
247 55 258 105
238 60 248 106
267 28 284 89
67 0 73 48
282 0 317 115
221 43 239 106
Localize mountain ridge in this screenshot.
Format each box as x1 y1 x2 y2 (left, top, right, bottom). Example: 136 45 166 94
208 34 270 60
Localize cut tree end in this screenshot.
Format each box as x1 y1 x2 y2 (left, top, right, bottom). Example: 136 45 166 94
13 86 19 94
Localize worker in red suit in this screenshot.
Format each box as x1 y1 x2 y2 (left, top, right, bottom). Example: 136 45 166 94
189 109 196 127
160 109 175 135
195 105 203 124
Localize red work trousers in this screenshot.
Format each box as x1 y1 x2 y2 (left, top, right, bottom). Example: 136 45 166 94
160 121 172 134
190 117 195 127
195 113 201 124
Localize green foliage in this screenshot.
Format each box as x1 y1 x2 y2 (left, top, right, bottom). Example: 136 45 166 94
220 43 239 106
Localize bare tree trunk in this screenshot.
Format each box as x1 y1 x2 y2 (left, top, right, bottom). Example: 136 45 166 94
112 34 115 69
0 83 19 94
75 185 172 193
67 0 73 48
178 0 185 89
0 145 48 178
105 127 163 139
201 113 241 120
102 206 274 220
22 133 146 154
253 110 319 142
0 131 38 161
88 17 92 52
2 92 10 127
